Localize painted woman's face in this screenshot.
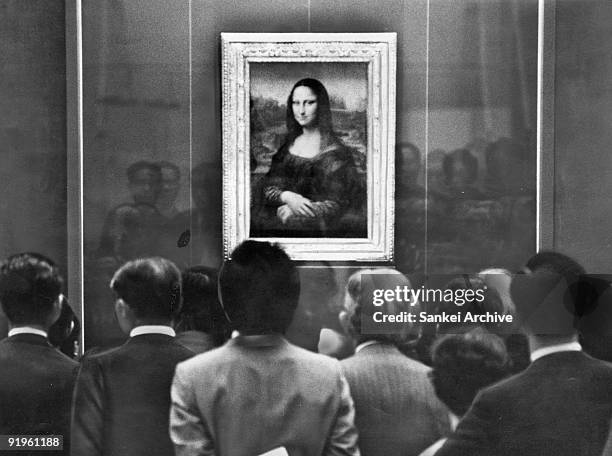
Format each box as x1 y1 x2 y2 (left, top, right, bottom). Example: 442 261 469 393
292 86 318 128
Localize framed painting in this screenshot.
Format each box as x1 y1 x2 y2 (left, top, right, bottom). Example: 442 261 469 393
222 32 397 261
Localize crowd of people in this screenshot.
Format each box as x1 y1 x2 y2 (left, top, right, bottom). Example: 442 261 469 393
395 137 536 273
2 242 612 456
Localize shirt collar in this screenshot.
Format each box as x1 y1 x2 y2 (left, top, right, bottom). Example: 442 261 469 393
355 340 382 353
130 325 175 338
8 327 48 338
449 413 460 432
530 341 582 362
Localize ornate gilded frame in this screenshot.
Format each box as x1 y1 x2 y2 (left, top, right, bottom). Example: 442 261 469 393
221 32 397 261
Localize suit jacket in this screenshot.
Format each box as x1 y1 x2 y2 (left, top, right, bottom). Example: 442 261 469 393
170 334 360 456
175 330 217 354
436 351 612 456
71 334 194 456
340 343 450 456
0 334 79 456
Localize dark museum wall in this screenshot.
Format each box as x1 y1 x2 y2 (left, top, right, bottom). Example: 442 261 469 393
0 0 67 270
2 0 612 346
554 0 612 272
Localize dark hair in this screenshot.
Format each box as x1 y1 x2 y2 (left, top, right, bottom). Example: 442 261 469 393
0 253 63 325
285 78 337 144
48 295 80 358
177 266 229 345
526 250 586 314
430 327 511 416
512 251 587 336
126 161 162 183
525 250 585 278
219 241 299 334
110 257 181 321
485 138 534 194
442 148 478 185
158 161 181 181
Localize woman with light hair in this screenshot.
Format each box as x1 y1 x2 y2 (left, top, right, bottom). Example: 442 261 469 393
337 268 450 456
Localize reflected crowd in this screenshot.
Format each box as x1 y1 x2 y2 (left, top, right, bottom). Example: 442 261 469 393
395 136 535 274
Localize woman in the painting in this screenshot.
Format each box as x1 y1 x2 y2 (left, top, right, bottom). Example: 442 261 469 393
254 78 366 238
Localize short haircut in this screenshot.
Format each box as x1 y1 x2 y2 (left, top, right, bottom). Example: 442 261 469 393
430 327 510 416
178 266 229 344
0 253 63 325
525 250 586 278
512 251 587 336
110 257 181 320
126 161 162 183
219 241 299 334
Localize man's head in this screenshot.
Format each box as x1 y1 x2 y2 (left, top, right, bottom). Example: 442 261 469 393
511 251 586 339
0 253 63 329
219 241 299 335
430 327 510 416
110 257 181 333
127 161 162 205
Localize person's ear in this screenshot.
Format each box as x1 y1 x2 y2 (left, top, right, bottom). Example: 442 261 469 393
339 310 351 335
114 299 134 335
47 295 63 327
217 282 232 324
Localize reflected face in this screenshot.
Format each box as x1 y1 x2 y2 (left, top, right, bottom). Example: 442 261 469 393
292 86 318 128
160 168 180 202
128 168 161 205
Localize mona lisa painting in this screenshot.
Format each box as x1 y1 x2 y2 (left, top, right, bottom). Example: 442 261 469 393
221 33 396 261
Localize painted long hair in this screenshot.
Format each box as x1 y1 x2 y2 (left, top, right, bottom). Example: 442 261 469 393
285 78 338 145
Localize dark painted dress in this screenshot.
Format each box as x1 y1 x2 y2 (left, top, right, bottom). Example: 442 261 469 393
252 140 366 238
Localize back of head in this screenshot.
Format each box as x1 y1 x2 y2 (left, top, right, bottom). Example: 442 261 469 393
431 327 510 416
110 257 181 322
525 250 585 278
179 266 229 343
511 251 586 337
219 241 299 334
0 253 63 326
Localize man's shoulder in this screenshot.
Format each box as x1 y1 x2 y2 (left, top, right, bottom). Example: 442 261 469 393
286 342 344 371
90 336 193 358
0 337 78 369
341 345 430 374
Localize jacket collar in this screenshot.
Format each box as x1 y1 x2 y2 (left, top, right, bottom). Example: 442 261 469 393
5 333 52 347
228 333 287 348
